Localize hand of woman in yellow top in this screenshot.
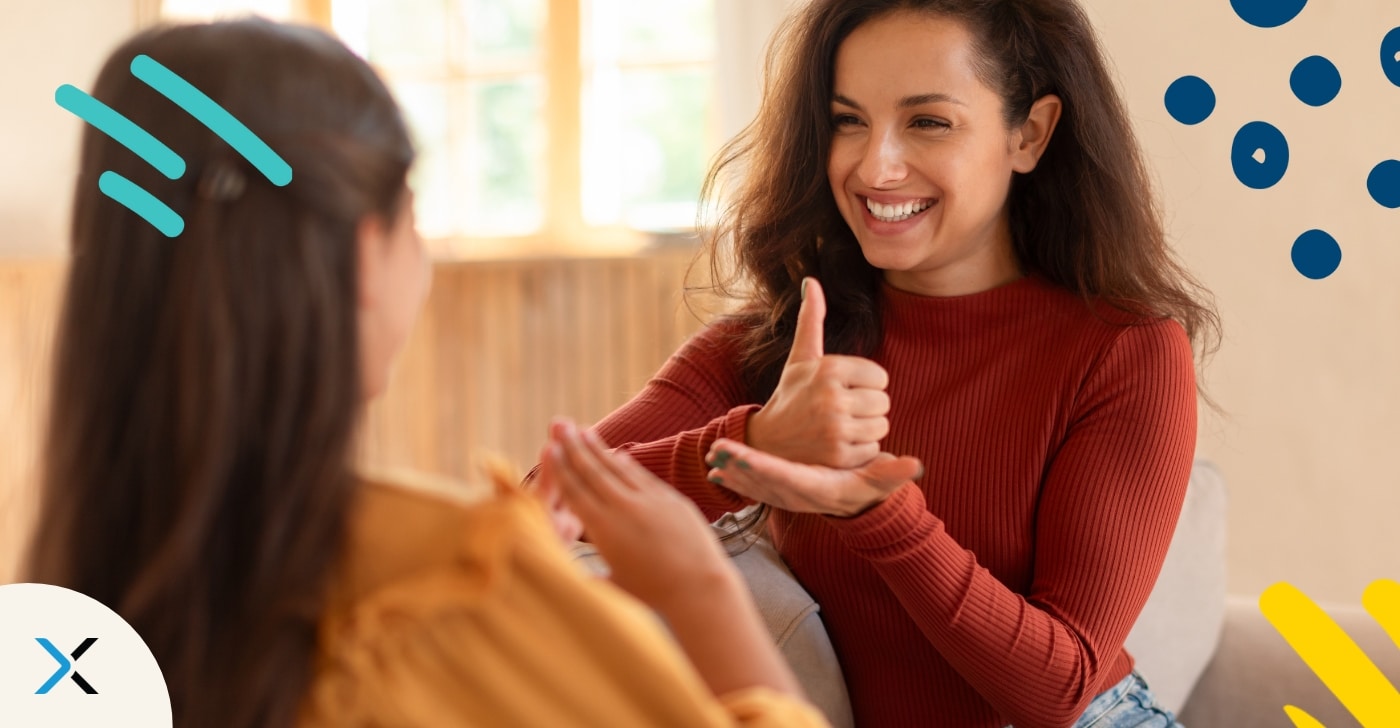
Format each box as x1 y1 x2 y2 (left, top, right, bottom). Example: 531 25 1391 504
705 437 923 518
528 442 585 543
545 418 807 702
745 278 892 470
544 418 734 611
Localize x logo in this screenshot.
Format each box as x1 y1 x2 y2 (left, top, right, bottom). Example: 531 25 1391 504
35 637 98 694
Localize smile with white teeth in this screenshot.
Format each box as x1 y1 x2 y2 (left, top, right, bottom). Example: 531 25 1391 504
865 197 934 223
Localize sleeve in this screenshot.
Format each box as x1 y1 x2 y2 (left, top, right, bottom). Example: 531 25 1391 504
588 319 761 520
301 496 831 728
823 319 1198 728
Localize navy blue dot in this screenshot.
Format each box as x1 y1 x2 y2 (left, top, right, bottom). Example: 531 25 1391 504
1231 0 1307 28
1164 76 1216 125
1290 56 1341 106
1291 230 1341 280
1383 27 1400 89
1231 121 1289 190
1367 160 1400 209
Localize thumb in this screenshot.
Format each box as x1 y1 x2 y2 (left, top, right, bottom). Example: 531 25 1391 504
788 277 826 364
862 453 924 487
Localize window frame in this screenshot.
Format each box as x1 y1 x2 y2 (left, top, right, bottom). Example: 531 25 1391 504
146 0 714 260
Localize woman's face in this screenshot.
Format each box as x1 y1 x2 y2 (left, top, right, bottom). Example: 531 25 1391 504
826 11 1057 296
358 188 431 400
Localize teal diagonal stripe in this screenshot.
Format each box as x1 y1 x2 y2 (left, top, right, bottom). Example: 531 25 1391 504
129 53 292 186
55 84 186 180
99 171 185 238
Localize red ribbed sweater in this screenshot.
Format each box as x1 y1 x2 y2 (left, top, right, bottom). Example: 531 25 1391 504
591 274 1197 728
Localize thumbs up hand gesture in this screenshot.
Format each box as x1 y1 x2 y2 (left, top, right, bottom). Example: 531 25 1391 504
745 278 892 469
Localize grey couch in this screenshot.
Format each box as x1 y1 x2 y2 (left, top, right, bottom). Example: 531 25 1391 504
1127 461 1400 727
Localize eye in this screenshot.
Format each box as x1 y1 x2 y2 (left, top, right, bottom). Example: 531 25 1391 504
912 117 951 130
832 113 863 128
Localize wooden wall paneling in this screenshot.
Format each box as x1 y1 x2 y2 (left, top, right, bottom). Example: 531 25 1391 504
539 259 574 455
2 252 713 567
0 262 65 582
496 263 529 470
601 258 633 415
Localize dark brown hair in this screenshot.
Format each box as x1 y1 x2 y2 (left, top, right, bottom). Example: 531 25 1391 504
26 19 412 728
699 0 1219 401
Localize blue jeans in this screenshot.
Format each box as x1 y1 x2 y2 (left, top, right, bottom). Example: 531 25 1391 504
1006 671 1182 728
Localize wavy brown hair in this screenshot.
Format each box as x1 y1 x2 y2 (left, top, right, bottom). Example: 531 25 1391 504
698 0 1219 402
25 19 413 728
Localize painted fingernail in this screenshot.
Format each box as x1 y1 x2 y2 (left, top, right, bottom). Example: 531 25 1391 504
915 464 925 480
800 277 808 301
737 459 752 470
708 474 725 485
711 450 732 468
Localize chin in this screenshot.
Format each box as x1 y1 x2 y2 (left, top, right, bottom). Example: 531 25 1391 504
854 240 923 273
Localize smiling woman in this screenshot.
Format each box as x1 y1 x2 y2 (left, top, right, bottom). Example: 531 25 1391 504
581 1 1221 727
826 14 1059 296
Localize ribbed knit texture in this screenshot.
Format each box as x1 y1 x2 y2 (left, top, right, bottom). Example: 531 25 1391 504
593 274 1197 728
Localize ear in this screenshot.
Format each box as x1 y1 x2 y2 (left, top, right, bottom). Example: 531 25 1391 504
356 213 389 311
1009 94 1062 174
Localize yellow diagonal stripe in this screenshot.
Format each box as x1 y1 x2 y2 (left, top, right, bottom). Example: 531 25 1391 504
1362 579 1400 652
1284 705 1327 728
1260 581 1400 727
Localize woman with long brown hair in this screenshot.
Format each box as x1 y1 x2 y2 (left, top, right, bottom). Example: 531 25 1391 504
587 1 1220 726
26 18 830 728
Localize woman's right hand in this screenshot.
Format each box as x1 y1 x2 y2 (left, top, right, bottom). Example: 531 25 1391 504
546 418 737 614
546 417 808 703
746 277 892 469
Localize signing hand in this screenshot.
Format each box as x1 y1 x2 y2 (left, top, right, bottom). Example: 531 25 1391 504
547 419 736 613
706 437 922 517
529 444 585 543
746 277 891 469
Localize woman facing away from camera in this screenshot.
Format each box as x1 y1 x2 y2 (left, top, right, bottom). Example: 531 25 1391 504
577 1 1221 726
24 18 832 728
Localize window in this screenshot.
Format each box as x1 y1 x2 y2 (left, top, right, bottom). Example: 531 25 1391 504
153 0 719 258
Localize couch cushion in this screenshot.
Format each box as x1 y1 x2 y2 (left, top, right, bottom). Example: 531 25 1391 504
1178 596 1400 727
1123 458 1229 714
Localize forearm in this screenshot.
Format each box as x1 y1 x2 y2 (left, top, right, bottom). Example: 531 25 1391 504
655 567 806 702
603 404 760 520
579 320 760 519
827 486 1123 728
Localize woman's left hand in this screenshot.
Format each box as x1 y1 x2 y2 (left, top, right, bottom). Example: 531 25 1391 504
705 438 923 517
530 442 585 543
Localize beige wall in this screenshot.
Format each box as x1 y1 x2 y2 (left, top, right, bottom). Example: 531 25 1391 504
1083 0 1400 603
3 0 1397 603
0 0 139 258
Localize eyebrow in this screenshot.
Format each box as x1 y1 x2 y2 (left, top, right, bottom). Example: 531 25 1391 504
832 92 966 110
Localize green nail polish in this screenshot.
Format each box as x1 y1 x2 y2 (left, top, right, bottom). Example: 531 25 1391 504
711 451 732 468
737 459 752 470
708 474 725 485
800 278 808 301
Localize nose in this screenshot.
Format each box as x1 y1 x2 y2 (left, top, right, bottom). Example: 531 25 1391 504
856 126 907 188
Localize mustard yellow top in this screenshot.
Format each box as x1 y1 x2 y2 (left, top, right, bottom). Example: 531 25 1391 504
297 470 829 728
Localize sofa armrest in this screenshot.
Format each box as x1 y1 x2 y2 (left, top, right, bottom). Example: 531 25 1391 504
1124 459 1228 714
1178 596 1400 727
